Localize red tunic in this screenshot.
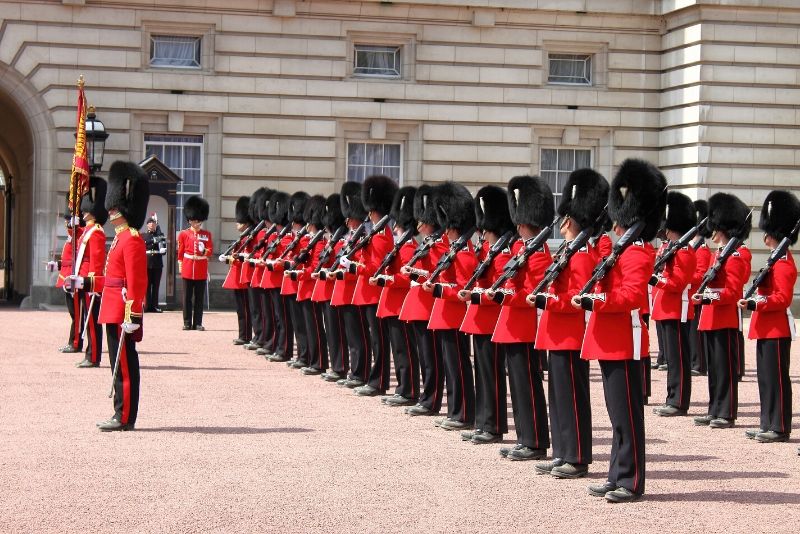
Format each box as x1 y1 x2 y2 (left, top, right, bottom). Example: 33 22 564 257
352 227 394 306
222 232 250 290
535 244 595 351
491 240 551 344
98 225 147 331
177 228 213 280
330 229 362 307
690 243 712 296
427 242 478 330
748 251 796 340
581 241 654 361
249 229 269 287
651 246 696 322
459 242 511 335
76 222 107 293
591 233 613 261
295 238 325 301
238 234 255 287
698 245 752 331
279 233 310 296
398 235 448 322
56 227 83 288
311 240 343 303
376 240 416 318
260 233 292 289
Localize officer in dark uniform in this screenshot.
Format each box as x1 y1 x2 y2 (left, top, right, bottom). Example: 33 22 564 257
142 214 166 312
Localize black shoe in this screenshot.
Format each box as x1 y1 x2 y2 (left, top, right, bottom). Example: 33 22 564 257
95 416 116 427
183 325 192 331
755 430 789 443
605 487 642 503
650 361 660 369
588 481 617 497
267 354 289 363
194 325 205 331
255 347 269 355
709 417 733 429
461 429 480 441
658 364 667 371
341 379 364 389
301 367 323 376
744 428 764 440
288 360 306 369
654 405 687 417
471 431 501 444
405 404 435 416
153 308 163 313
534 458 565 475
354 385 381 397
693 414 713 426
551 462 589 479
59 344 81 353
75 359 99 368
233 338 247 345
321 372 342 382
384 395 415 407
440 419 472 431
691 369 701 376
499 444 524 458
507 446 546 461
98 419 135 432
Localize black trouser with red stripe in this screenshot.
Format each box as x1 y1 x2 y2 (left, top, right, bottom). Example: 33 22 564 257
549 350 592 465
269 291 294 359
756 337 792 434
261 288 278 351
323 302 347 375
660 319 692 410
301 299 328 371
505 342 549 449
386 316 419 400
65 291 83 351
365 306 390 393
340 304 370 383
106 325 140 426
234 288 251 342
600 358 645 496
655 320 666 367
439 328 474 424
473 334 507 436
248 287 263 344
82 290 102 364
414 321 444 413
704 328 739 420
737 329 746 381
688 305 706 374
289 296 309 365
182 279 205 328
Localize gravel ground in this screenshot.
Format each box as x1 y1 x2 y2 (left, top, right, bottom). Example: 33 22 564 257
1 309 798 533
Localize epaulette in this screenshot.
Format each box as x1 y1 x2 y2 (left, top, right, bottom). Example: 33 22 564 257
732 250 740 257
579 245 589 252
129 228 139 237
633 239 645 247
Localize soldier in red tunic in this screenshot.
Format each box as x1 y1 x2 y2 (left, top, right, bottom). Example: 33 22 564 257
221 196 254 345
262 192 296 362
739 190 799 443
458 185 514 444
401 185 447 417
424 182 478 430
96 161 149 432
244 187 274 351
689 200 711 375
651 192 697 417
533 169 608 478
576 158 666 503
370 186 420 405
177 195 213 331
692 193 752 430
53 205 85 354
64 176 108 368
488 176 553 461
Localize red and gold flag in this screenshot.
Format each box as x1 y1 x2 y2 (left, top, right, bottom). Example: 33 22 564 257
68 76 90 212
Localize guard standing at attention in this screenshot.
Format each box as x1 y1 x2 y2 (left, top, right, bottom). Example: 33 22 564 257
143 214 166 312
178 195 212 331
688 200 711 376
96 160 149 432
53 204 85 354
222 196 254 345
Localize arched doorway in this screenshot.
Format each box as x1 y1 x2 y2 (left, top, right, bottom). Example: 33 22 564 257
0 62 57 305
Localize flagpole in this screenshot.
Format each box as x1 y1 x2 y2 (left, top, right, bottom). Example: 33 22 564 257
70 75 85 277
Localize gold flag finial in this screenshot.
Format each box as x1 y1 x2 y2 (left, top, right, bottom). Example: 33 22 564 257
78 74 85 87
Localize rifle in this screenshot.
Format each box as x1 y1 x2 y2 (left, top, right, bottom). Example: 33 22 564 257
744 218 800 299
345 214 391 260
652 217 708 274
577 219 646 295
322 219 368 277
287 228 325 270
489 216 560 292
275 224 309 262
251 224 291 263
427 228 476 284
404 229 445 270
373 227 417 284
244 223 278 261
474 232 486 261
220 219 265 261
695 210 753 295
463 230 516 291
313 226 347 275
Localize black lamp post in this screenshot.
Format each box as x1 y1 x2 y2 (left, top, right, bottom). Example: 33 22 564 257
84 106 109 172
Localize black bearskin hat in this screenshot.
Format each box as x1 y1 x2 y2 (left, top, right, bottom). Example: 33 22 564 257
759 190 800 245
340 181 367 221
414 184 439 229
664 191 696 235
557 168 609 231
434 182 475 235
184 195 209 222
362 175 398 216
304 194 326 228
235 196 252 225
288 191 309 225
707 192 751 240
250 187 272 222
105 162 149 229
507 175 554 229
391 186 417 232
609 159 667 242
268 191 290 226
694 199 711 238
63 193 86 226
476 185 514 236
80 175 109 226
323 193 345 231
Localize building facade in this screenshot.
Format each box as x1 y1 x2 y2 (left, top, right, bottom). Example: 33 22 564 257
0 0 798 306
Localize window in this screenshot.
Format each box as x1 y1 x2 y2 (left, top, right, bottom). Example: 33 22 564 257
150 35 201 68
353 45 401 78
548 53 592 85
144 134 204 224
347 142 402 183
541 148 592 238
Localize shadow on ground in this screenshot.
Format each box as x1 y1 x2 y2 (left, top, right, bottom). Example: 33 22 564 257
135 426 314 435
646 490 800 504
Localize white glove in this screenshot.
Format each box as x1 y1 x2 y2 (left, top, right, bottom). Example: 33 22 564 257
218 254 227 263
45 261 58 272
198 242 206 253
158 246 167 255
339 257 352 270
121 322 140 334
64 275 84 291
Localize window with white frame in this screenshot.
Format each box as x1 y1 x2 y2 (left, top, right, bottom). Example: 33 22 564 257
541 148 592 238
150 35 201 68
144 134 204 225
347 142 402 183
548 53 592 85
353 45 402 78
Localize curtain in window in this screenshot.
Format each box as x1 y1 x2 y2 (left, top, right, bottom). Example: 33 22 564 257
354 46 400 77
548 54 591 84
151 36 200 68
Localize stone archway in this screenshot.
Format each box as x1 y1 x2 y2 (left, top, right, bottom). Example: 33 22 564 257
0 62 57 305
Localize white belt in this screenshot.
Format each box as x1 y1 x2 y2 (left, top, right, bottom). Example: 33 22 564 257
788 308 797 341
680 284 690 323
183 253 208 261
631 309 642 360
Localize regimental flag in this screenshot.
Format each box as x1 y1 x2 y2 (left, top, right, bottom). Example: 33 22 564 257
68 76 90 212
